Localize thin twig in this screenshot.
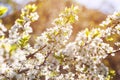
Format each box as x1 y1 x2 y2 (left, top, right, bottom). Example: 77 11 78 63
18 45 46 74
18 50 51 74
26 45 46 59
34 51 52 69
39 51 51 67
18 68 29 74
107 48 120 55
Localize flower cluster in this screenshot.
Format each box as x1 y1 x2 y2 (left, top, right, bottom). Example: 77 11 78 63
0 4 120 80
59 12 120 80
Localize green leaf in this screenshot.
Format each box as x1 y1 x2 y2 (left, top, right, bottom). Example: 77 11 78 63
25 4 37 12
49 71 57 77
0 35 5 40
106 69 115 80
9 44 18 56
16 19 25 25
109 69 115 76
85 28 90 37
54 30 59 36
18 35 30 48
0 6 8 16
106 36 113 41
92 30 101 38
54 53 64 64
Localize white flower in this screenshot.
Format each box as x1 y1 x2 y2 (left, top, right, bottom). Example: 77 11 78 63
30 12 39 21
0 23 7 32
0 64 8 73
24 22 33 33
34 53 45 63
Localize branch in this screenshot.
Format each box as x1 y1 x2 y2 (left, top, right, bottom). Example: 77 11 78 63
34 51 52 69
26 45 46 59
18 47 52 74
18 68 29 74
18 45 46 74
107 48 120 55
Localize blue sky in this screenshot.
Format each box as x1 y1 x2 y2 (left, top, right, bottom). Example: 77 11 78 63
77 0 120 14
13 0 120 14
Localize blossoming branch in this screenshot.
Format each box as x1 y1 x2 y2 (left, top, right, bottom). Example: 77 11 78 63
0 4 120 80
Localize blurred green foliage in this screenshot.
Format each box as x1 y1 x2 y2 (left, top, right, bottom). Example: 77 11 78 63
0 6 7 16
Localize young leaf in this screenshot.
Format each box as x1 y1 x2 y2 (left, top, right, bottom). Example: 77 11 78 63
0 6 8 16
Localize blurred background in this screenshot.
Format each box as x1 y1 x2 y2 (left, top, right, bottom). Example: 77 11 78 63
0 0 120 80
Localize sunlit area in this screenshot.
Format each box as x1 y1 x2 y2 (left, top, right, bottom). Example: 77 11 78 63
0 0 120 80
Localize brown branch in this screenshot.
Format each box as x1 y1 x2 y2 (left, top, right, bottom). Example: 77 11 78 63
1 74 10 79
34 51 52 69
39 51 51 66
17 45 46 74
18 68 29 74
18 51 51 74
18 47 52 74
26 45 46 59
107 49 120 56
